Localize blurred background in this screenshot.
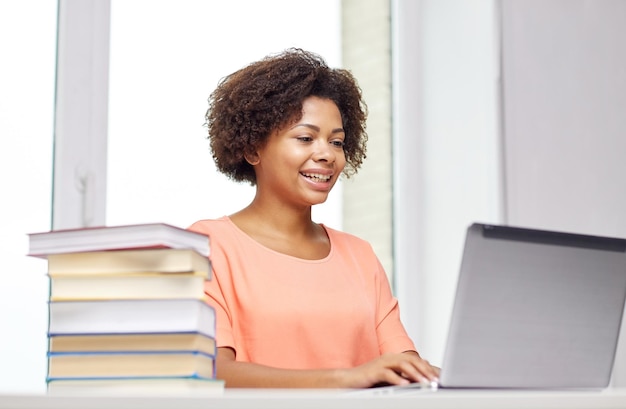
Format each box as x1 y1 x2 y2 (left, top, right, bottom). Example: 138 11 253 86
1 0 625 393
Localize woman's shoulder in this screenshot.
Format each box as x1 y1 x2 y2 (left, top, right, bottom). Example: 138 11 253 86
187 216 233 236
324 225 383 276
323 224 374 252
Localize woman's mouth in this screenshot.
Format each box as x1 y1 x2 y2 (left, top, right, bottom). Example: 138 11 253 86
300 172 332 183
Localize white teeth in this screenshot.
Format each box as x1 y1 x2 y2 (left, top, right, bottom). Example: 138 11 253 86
301 172 331 182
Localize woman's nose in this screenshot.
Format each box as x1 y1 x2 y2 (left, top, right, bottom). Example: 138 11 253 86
312 140 335 163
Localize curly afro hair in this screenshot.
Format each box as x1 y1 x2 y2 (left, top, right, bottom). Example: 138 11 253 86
205 48 368 185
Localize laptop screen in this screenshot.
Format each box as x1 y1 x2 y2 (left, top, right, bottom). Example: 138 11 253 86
440 223 626 389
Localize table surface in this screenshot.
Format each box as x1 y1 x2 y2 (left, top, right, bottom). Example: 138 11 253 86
2 388 626 409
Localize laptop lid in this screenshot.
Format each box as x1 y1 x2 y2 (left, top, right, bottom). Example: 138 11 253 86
439 223 626 389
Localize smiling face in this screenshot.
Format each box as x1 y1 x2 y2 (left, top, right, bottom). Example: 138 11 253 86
251 96 346 208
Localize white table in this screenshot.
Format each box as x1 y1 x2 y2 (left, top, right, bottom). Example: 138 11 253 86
2 388 626 409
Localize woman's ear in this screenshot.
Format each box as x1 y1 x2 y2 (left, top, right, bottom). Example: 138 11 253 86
244 152 260 166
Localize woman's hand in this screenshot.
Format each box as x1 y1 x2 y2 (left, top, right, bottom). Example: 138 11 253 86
216 347 439 389
339 351 440 388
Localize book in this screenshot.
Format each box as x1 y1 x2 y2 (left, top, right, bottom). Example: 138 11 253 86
46 377 224 396
30 222 221 391
49 273 208 301
46 248 211 277
28 223 210 258
48 332 216 357
47 351 215 379
48 299 216 338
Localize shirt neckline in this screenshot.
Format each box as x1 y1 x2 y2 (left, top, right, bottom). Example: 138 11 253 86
221 215 335 263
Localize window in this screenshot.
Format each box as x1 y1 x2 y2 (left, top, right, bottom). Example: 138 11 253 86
107 0 343 229
0 0 57 393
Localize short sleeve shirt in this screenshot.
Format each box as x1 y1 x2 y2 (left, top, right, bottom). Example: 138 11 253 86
188 216 415 369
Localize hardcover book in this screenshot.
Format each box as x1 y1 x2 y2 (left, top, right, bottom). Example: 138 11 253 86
49 273 208 301
47 351 215 379
46 248 211 277
47 377 224 396
29 221 222 392
28 223 210 258
48 299 216 338
48 332 216 357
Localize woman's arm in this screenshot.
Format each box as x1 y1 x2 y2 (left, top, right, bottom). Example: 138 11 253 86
216 347 440 388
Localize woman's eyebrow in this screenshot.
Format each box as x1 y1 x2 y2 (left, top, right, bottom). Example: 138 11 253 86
291 123 345 134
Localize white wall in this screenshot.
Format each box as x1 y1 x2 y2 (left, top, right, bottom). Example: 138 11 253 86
499 0 626 386
393 0 502 366
501 0 626 237
395 0 626 380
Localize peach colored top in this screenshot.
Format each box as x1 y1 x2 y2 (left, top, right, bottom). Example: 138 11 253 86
188 216 415 370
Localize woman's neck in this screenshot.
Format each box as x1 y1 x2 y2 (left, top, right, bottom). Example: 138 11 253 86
229 200 330 260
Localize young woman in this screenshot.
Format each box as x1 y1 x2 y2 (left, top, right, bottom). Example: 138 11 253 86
188 48 439 388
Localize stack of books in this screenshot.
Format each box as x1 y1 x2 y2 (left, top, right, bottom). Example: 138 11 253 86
28 223 224 395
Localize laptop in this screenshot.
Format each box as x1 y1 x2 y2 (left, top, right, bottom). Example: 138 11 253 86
364 222 626 394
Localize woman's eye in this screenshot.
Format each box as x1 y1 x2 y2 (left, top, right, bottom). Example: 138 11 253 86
331 140 345 148
297 136 313 142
